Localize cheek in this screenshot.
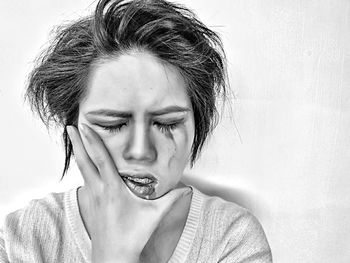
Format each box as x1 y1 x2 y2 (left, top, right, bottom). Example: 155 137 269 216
98 133 126 165
162 127 192 169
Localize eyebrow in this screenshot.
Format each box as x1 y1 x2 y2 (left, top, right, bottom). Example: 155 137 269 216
86 105 191 118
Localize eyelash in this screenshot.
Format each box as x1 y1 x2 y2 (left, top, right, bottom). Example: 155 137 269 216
99 121 181 133
155 122 179 133
101 123 127 133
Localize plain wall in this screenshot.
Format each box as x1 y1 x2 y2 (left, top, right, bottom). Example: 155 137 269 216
1 0 349 262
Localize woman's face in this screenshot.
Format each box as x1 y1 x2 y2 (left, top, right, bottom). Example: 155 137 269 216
78 51 195 199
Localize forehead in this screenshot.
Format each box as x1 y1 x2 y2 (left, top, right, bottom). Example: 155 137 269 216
81 52 191 112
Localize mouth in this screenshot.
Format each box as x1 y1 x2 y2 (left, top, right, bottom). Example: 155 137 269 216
119 172 158 199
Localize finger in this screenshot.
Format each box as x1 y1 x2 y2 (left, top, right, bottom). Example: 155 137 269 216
79 123 122 186
66 125 101 187
152 187 192 217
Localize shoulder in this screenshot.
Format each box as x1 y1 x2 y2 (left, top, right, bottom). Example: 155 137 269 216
2 190 66 242
0 189 81 261
194 188 272 261
199 189 257 230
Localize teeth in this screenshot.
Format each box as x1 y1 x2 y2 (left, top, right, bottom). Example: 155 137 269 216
127 176 153 184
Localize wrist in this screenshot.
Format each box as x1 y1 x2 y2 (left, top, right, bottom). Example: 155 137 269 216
94 259 139 263
91 243 140 263
92 253 139 263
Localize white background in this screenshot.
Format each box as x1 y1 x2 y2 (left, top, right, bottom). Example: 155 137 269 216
1 0 349 262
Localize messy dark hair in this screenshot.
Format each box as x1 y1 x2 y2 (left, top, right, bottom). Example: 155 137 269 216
25 0 229 180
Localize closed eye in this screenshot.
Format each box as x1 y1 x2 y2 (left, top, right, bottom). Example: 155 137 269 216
96 122 128 133
154 121 182 133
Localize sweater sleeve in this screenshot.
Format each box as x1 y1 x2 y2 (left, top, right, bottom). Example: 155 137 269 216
219 212 273 263
0 228 9 263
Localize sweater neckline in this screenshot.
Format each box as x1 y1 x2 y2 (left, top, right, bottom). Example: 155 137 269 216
64 185 203 263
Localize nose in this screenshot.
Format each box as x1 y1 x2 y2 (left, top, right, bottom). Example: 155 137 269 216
123 123 157 163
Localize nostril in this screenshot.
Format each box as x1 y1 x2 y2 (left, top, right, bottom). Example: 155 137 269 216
123 148 157 162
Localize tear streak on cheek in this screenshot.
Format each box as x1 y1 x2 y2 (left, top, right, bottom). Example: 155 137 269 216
165 130 177 168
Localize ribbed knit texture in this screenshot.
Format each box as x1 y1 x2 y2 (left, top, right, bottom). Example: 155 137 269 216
0 185 272 262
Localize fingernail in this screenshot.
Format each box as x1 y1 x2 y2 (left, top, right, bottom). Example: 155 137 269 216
80 123 92 143
80 123 87 135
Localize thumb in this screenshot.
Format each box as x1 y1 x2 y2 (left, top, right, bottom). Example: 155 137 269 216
153 187 192 217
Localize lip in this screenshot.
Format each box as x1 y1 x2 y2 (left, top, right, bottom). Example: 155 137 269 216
119 172 158 199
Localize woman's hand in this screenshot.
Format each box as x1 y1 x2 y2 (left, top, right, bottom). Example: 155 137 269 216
67 124 190 263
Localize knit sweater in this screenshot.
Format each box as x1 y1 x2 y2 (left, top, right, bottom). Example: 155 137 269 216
0 185 272 262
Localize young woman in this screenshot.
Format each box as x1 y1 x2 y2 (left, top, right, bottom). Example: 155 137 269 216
0 0 272 262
